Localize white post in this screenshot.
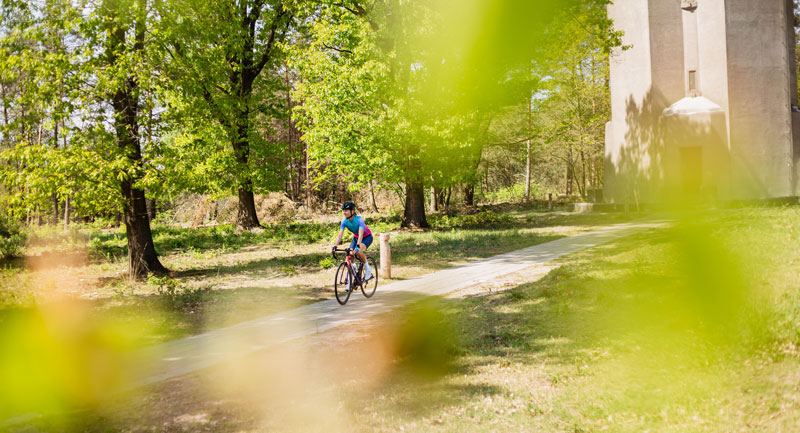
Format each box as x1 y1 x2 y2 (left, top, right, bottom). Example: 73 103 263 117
380 233 391 279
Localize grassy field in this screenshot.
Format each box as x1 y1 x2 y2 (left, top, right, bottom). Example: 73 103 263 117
329 207 800 433
8 206 800 432
0 207 636 346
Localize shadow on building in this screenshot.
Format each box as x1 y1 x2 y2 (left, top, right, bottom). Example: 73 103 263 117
604 0 800 208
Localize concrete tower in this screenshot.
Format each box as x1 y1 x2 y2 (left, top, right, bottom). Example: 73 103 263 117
604 0 800 204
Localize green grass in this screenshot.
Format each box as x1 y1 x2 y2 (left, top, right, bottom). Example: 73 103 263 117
18 207 631 262
332 207 800 432
0 207 638 346
7 207 800 431
23 220 356 261
87 222 342 260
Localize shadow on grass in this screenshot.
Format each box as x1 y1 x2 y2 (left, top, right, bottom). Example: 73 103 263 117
87 223 339 261
88 283 332 345
443 235 681 361
169 251 331 279
390 231 566 265
167 228 568 280
12 210 636 273
358 230 706 424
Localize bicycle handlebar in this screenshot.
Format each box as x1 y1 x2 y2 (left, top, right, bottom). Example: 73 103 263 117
331 247 352 259
331 246 371 260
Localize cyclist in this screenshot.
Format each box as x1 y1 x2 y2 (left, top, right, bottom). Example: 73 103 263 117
331 201 374 281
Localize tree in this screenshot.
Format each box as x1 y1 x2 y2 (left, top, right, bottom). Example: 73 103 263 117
0 0 167 277
101 0 167 276
155 0 301 228
473 0 623 201
291 1 505 226
291 0 609 220
536 1 623 197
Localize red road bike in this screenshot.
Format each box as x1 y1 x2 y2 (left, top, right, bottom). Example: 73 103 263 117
331 247 378 305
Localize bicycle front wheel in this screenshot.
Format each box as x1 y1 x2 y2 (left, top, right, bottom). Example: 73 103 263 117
334 262 352 305
361 256 378 298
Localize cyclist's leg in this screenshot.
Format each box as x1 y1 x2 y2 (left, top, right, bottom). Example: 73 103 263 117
348 237 362 282
355 246 367 263
355 234 373 262
357 235 374 278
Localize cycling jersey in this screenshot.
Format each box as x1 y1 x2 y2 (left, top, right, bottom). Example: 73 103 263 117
340 215 372 238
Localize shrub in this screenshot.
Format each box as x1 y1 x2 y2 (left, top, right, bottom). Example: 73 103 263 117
479 182 542 204
318 256 335 269
148 275 209 311
430 210 515 230
0 213 27 259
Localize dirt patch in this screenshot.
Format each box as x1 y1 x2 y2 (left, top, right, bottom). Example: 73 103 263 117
24 250 90 271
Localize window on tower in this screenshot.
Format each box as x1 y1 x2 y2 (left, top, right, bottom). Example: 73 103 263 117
688 70 698 97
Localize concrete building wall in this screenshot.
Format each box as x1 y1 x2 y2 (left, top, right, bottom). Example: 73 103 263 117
696 0 729 114
606 0 655 203
787 0 800 196
648 0 685 105
696 0 732 198
605 0 799 203
724 0 795 198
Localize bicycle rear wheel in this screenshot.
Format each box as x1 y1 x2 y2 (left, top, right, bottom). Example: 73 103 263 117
334 262 352 305
361 256 378 298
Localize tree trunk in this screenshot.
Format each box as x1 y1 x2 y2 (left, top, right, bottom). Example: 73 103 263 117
565 149 573 195
1 83 8 146
580 151 587 198
284 66 303 202
20 103 27 144
148 198 156 221
232 118 260 229
53 120 59 224
107 9 166 278
430 186 438 212
525 138 532 201
369 179 379 212
122 181 165 278
237 186 260 228
52 194 59 225
305 140 311 209
525 92 532 201
63 196 70 231
463 184 475 206
445 187 452 212
436 187 445 209
402 181 429 228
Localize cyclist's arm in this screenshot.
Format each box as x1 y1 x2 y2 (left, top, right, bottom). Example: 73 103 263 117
333 229 345 246
357 228 364 247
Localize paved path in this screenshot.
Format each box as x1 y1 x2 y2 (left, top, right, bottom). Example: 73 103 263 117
129 218 667 388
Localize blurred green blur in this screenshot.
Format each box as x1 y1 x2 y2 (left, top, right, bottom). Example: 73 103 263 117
0 303 152 425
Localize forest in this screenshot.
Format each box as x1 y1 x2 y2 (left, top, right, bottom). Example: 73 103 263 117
0 0 623 276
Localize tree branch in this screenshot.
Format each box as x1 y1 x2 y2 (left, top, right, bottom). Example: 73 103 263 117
201 87 232 129
321 43 353 55
252 7 291 78
332 2 368 17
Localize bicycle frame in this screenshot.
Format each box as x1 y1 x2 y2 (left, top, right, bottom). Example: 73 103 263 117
332 246 378 305
334 247 361 284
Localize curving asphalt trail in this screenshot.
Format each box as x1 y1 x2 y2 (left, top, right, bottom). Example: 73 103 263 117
128 218 668 389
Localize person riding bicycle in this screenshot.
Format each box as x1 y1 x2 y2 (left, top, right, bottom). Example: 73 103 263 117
331 201 374 281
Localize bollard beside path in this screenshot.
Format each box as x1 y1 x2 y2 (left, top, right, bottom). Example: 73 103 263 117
380 233 391 279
